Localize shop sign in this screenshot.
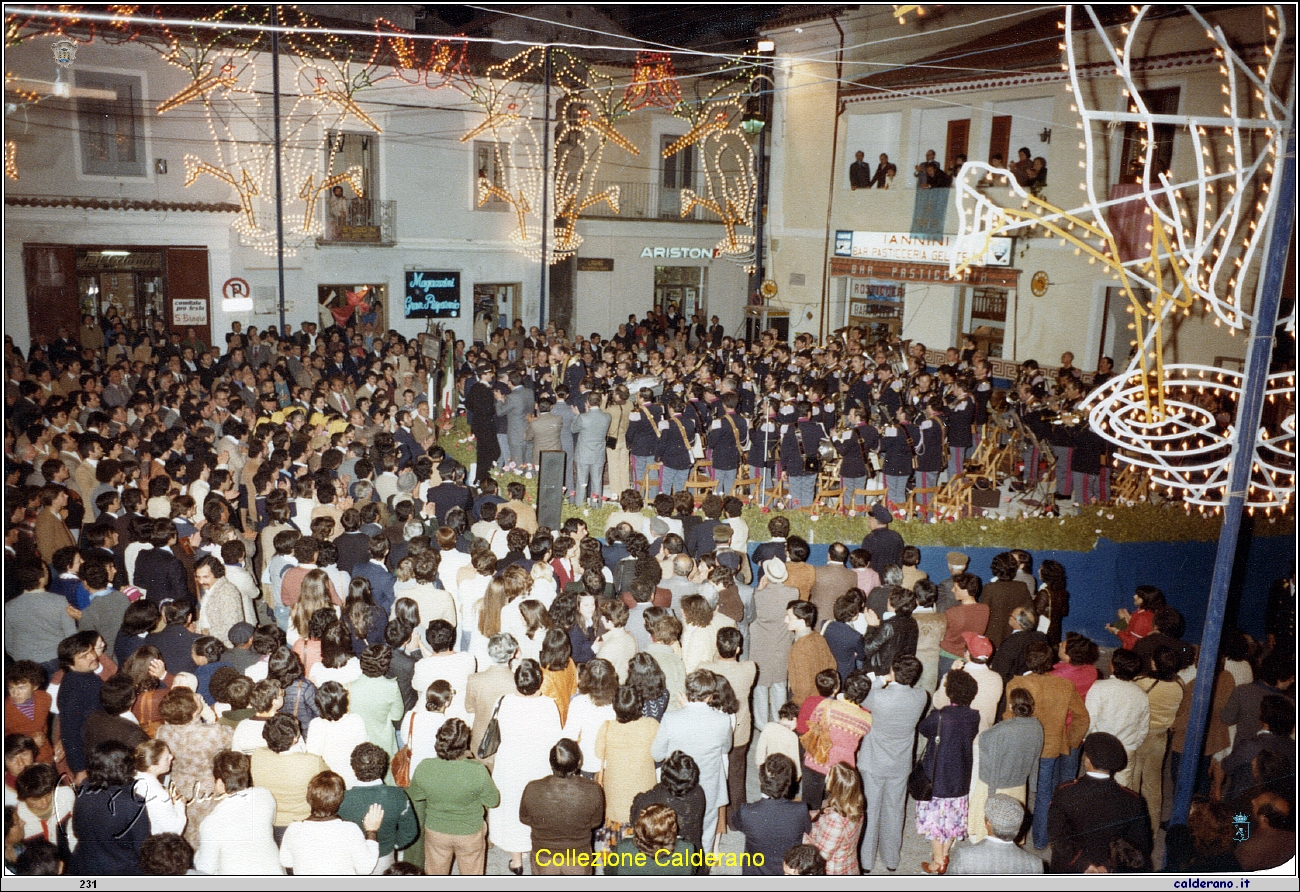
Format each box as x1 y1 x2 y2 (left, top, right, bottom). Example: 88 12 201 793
172 299 208 326
577 257 615 272
76 251 163 272
833 230 1013 267
830 257 1020 288
405 270 460 318
639 246 718 261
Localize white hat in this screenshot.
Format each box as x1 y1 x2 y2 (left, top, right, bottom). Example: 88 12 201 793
763 558 789 583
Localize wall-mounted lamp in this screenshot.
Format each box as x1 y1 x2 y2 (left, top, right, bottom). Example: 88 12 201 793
1039 128 1052 144
154 158 168 175
757 39 775 52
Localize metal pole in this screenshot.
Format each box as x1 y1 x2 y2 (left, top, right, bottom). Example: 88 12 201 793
1169 126 1295 828
271 5 287 333
538 46 551 330
752 59 770 309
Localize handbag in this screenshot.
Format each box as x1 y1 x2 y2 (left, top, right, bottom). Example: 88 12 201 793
391 711 417 788
800 720 832 766
907 759 933 802
476 696 504 759
908 724 939 802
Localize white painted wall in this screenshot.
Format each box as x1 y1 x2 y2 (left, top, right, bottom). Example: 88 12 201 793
3 35 742 351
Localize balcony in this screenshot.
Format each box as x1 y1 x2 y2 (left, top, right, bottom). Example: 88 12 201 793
317 198 397 246
578 180 716 223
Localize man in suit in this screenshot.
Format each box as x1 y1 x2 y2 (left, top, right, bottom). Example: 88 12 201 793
1047 732 1152 873
809 541 856 628
519 739 605 876
494 370 533 470
465 366 500 484
525 395 565 493
860 502 904 573
426 467 474 526
332 508 371 574
948 794 1044 874
133 518 192 606
349 535 397 617
731 754 811 876
73 433 103 510
34 484 76 565
749 515 789 587
859 655 929 872
685 493 727 559
392 410 423 470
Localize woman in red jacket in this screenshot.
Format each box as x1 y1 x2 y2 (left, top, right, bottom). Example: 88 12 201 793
1106 585 1165 650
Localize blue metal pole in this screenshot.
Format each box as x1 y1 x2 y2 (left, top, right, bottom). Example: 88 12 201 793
271 5 286 334
1169 126 1295 828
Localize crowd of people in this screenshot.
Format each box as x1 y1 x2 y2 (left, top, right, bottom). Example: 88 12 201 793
2 308 1294 876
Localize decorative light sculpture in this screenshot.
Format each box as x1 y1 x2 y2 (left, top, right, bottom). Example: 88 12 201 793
948 5 1294 511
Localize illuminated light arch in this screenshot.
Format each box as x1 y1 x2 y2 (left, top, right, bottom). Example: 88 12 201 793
949 4 1293 511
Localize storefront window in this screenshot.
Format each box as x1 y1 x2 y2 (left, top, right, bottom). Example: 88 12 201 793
75 250 166 329
846 278 903 341
654 265 706 318
966 286 1008 358
318 283 387 332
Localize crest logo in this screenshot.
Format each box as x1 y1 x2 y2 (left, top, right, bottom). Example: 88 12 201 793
52 37 78 68
1232 813 1250 842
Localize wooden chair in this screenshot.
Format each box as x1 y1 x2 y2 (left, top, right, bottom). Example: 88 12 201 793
851 487 888 514
812 469 844 512
905 486 941 519
1110 463 1150 505
730 469 763 502
639 462 663 500
932 475 975 520
762 473 787 509
684 461 717 501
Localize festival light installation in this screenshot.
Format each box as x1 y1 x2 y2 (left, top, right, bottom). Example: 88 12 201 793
5 5 763 268
662 62 763 269
949 5 1294 512
624 51 682 110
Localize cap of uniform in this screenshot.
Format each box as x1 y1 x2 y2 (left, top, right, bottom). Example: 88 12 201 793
1083 732 1129 774
869 503 893 524
947 551 970 569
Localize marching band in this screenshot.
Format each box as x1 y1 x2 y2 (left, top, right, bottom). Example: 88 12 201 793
460 314 1111 517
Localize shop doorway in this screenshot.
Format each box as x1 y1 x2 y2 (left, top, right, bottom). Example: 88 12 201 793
473 283 521 331
654 265 706 319
23 244 211 348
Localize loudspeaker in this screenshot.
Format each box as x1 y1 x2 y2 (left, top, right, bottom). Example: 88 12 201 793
536 450 566 530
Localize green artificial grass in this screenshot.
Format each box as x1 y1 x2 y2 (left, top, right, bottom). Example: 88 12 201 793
439 420 1294 551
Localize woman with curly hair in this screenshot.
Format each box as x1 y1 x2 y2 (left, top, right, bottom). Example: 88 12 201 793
154 687 233 846
349 644 405 756
626 652 670 721
605 803 695 875
595 685 660 841
915 668 981 875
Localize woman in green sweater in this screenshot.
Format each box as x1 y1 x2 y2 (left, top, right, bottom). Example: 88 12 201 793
407 718 500 876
